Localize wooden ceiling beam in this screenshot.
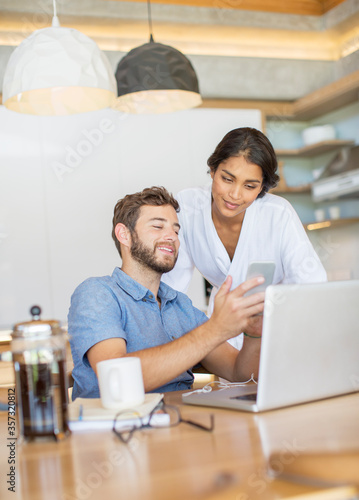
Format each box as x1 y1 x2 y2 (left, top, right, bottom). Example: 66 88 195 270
200 99 295 119
293 69 359 120
105 0 347 16
321 0 346 13
202 70 359 120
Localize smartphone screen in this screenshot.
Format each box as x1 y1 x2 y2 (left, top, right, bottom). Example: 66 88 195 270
244 261 276 297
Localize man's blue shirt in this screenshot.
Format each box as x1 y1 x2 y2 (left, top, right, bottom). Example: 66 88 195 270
68 267 208 400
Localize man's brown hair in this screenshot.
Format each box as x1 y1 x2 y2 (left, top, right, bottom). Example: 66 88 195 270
112 186 180 257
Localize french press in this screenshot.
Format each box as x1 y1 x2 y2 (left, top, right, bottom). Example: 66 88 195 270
10 306 70 441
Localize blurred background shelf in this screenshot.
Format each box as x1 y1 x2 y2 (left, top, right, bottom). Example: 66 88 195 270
271 184 311 194
275 139 355 158
305 217 359 231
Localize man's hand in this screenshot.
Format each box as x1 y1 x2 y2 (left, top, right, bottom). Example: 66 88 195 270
209 275 265 342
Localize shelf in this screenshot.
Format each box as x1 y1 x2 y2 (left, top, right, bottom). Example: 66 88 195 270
271 184 311 194
276 139 355 158
305 217 359 231
202 71 359 122
293 70 359 121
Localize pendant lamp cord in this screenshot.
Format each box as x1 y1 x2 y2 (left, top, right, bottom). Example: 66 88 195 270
52 0 60 27
147 0 154 42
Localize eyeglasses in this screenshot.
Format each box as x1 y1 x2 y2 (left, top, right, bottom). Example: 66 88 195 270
113 403 215 443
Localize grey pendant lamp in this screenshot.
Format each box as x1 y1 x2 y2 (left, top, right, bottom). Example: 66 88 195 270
112 0 202 114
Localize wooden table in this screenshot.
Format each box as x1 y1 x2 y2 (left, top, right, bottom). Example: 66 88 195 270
1 390 359 500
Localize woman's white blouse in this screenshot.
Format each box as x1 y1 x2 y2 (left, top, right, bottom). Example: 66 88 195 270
162 186 327 349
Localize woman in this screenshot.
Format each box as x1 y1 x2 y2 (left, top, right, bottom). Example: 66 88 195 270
162 127 327 349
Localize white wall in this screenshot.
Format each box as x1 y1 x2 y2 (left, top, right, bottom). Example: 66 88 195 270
0 106 262 327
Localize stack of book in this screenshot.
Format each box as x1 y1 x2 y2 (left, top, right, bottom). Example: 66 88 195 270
67 393 164 432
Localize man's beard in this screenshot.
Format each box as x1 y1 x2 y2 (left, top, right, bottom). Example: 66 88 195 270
130 230 177 274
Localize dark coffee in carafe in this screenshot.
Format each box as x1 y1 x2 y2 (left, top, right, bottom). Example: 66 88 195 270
11 306 70 441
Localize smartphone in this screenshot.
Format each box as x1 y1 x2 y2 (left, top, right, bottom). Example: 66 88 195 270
244 261 276 297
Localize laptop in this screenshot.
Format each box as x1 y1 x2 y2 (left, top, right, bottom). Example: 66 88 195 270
183 280 359 412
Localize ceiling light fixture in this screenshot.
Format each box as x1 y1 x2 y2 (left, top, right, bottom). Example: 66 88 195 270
2 0 116 116
112 0 202 114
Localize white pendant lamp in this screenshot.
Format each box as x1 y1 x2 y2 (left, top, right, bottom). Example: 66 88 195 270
112 0 202 114
2 1 116 116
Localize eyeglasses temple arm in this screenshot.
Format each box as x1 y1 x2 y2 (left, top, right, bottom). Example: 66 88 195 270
180 414 214 432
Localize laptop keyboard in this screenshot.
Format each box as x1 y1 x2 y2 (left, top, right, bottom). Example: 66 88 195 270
230 393 257 401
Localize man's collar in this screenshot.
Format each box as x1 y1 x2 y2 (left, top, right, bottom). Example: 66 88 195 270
158 280 178 302
112 267 177 302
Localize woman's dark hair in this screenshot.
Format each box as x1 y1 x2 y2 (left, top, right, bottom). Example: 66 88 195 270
207 127 279 198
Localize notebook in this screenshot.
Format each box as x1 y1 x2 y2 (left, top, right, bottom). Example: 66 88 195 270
68 392 164 431
183 280 359 412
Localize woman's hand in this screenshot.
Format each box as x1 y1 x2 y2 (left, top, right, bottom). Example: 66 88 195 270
243 314 263 338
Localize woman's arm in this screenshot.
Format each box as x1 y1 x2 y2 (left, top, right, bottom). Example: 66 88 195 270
280 206 327 284
201 333 261 382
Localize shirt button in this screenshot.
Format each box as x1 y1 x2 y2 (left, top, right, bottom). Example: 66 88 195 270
171 336 176 340
148 294 153 299
142 298 147 302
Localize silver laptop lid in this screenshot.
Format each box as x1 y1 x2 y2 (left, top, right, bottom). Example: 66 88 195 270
257 280 359 411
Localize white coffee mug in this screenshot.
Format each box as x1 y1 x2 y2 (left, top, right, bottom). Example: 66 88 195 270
328 206 340 220
314 208 325 222
97 357 145 409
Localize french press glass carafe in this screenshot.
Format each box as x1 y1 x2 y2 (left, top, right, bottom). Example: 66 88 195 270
11 306 70 441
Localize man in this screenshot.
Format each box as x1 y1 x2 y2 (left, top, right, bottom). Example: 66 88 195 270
68 186 265 399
